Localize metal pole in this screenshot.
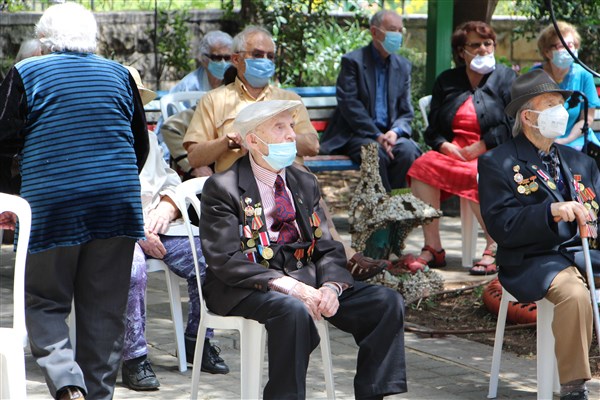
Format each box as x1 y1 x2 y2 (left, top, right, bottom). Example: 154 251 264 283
581 234 600 353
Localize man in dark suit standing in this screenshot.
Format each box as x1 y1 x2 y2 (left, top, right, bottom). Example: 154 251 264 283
199 100 407 399
479 69 597 400
320 10 421 191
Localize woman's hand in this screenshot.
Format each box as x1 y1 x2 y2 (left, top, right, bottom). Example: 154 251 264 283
439 142 466 161
138 229 167 259
460 140 487 160
146 200 178 235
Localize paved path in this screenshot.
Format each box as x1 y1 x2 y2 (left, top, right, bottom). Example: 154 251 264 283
2 215 599 399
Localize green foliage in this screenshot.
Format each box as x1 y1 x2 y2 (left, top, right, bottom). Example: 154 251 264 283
513 0 600 72
301 18 371 86
0 0 34 11
148 9 194 88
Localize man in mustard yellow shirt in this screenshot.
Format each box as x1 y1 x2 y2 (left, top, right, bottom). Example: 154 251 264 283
183 25 319 173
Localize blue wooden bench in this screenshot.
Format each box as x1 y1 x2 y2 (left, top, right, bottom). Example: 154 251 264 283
287 86 360 172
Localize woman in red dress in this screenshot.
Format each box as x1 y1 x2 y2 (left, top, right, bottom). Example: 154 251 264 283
405 21 516 274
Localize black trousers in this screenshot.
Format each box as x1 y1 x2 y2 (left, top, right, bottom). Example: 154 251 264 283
228 281 407 399
342 137 422 191
25 237 135 400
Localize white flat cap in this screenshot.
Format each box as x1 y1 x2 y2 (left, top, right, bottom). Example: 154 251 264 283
234 100 302 136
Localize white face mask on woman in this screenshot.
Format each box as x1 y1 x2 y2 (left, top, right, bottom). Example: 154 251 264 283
464 49 496 75
526 104 569 139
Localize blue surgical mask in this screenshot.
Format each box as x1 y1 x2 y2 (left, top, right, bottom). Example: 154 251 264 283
207 60 231 80
379 31 403 54
244 58 275 88
255 136 297 170
552 49 576 70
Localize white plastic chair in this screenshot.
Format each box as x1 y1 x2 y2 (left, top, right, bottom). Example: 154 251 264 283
178 178 335 400
159 91 205 120
419 95 479 268
487 287 560 399
0 194 31 399
145 258 188 372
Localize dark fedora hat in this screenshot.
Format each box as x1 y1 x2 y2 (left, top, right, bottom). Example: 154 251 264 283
505 69 572 118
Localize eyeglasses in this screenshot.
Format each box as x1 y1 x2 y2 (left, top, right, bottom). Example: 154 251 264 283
204 53 231 62
464 40 495 50
551 41 576 50
237 50 276 61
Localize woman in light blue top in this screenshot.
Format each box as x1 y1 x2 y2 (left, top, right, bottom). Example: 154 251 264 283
535 21 600 150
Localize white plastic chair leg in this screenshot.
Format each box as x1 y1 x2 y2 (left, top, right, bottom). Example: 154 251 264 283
488 289 559 399
0 331 27 400
487 289 511 398
460 197 478 268
190 325 207 400
536 298 558 400
240 321 266 400
163 268 187 373
316 320 336 399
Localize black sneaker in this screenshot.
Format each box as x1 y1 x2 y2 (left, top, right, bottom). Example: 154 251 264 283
199 338 230 374
561 390 589 400
121 359 160 391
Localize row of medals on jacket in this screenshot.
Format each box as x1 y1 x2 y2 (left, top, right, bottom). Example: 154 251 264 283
514 165 599 246
240 197 323 268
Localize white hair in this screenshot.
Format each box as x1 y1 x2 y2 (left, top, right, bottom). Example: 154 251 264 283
232 26 276 53
35 2 97 53
199 30 233 56
512 100 533 137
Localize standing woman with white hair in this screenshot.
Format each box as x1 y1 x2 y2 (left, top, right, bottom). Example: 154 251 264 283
0 2 149 400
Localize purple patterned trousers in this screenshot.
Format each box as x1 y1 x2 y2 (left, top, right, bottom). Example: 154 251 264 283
122 235 209 361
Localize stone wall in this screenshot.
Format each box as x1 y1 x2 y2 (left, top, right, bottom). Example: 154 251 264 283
0 10 539 90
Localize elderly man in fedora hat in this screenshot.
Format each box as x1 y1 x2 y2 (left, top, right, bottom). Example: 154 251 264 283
199 99 407 399
478 68 598 400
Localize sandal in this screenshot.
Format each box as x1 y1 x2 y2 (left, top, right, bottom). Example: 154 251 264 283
404 245 447 273
469 247 498 275
346 253 391 281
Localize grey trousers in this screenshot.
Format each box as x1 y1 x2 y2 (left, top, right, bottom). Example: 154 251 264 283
25 237 135 400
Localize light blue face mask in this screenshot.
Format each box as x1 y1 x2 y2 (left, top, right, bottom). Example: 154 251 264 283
244 58 275 88
380 31 403 54
207 60 231 80
552 49 576 70
255 135 297 170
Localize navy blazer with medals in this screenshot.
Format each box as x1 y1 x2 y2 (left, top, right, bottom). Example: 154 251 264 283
320 42 413 154
479 133 600 303
199 155 354 315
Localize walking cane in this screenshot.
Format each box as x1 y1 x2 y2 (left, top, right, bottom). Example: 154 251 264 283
579 221 600 350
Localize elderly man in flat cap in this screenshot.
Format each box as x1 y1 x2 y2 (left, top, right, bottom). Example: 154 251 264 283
479 69 599 400
199 100 407 399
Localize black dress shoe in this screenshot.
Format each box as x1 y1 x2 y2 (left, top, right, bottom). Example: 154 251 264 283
186 336 230 374
121 359 160 391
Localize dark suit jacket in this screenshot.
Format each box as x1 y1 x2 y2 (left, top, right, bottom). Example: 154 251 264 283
200 155 354 315
479 133 600 303
320 43 413 154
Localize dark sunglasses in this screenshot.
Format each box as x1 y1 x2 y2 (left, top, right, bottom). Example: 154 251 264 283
204 53 231 62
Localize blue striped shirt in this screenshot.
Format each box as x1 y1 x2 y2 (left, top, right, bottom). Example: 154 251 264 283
5 52 145 253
